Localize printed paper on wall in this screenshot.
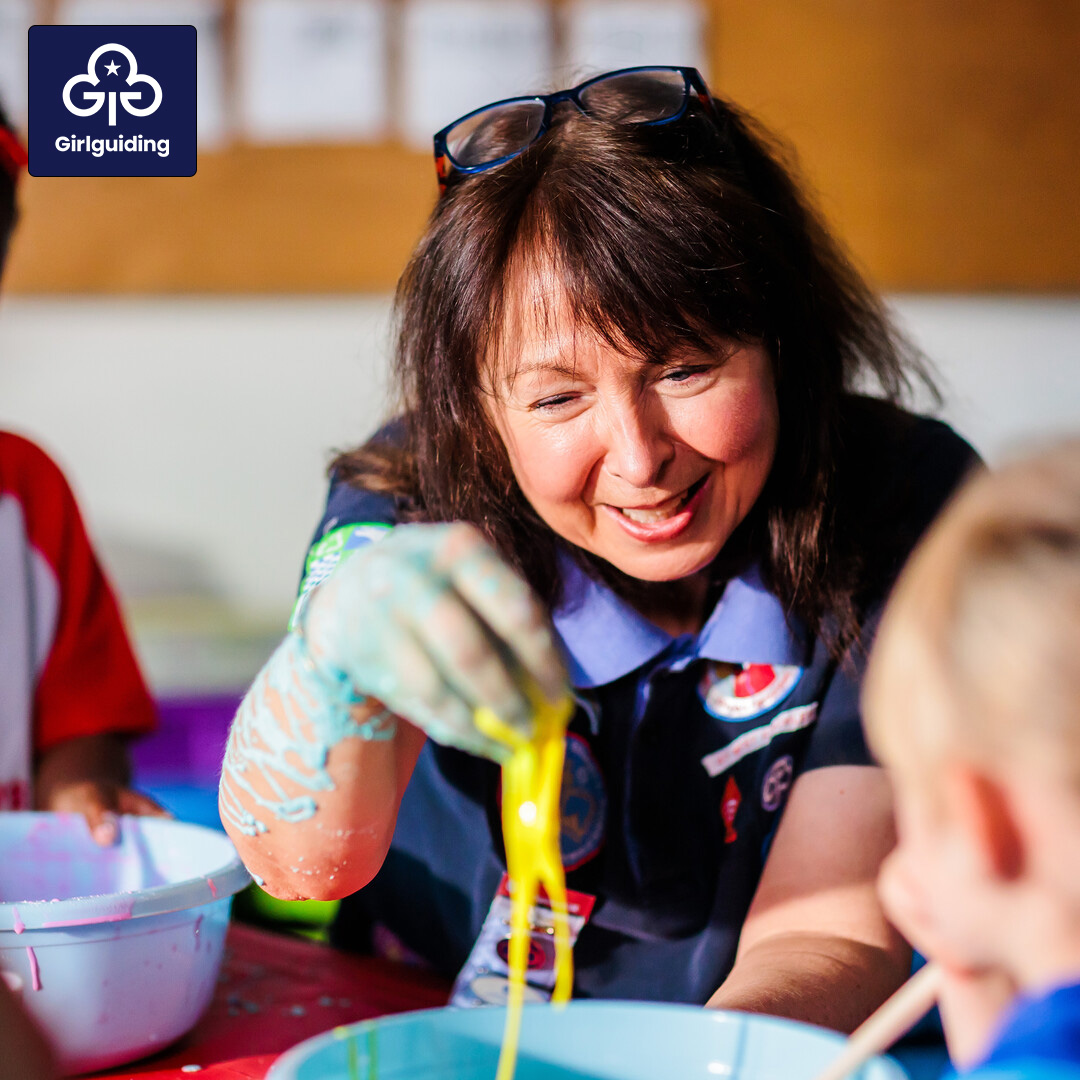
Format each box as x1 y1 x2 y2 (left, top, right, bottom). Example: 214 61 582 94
399 0 554 151
561 0 708 82
236 0 388 144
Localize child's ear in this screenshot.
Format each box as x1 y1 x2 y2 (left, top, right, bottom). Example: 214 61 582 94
944 764 1024 883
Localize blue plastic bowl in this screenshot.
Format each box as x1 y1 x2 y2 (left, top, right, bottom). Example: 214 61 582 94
267 1000 909 1080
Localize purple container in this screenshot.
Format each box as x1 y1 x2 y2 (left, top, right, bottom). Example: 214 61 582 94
132 694 241 786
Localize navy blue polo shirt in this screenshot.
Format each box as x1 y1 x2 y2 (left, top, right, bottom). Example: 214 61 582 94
298 405 978 1003
952 981 1080 1080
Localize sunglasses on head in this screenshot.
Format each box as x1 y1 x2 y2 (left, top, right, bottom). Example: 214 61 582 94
433 65 716 190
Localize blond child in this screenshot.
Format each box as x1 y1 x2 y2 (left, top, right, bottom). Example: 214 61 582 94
864 440 1080 1076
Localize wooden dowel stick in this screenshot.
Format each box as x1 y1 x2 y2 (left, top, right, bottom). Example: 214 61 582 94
811 963 944 1080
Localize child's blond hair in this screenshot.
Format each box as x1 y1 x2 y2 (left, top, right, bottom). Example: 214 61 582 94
865 439 1080 785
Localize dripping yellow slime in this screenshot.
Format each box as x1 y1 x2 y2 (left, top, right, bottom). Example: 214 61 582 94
475 683 574 1080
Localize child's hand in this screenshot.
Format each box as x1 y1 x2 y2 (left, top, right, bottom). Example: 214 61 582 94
878 843 963 971
878 848 1016 1067
936 966 1017 1069
34 733 169 845
41 780 168 846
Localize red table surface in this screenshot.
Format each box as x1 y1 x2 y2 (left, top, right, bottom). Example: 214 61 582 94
87 923 452 1080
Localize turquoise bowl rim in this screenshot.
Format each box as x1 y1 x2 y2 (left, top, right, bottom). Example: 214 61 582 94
266 999 908 1080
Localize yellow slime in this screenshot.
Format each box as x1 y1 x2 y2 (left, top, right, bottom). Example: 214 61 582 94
475 684 574 1080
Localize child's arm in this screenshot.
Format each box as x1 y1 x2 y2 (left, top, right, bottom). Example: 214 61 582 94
7 435 160 828
34 734 167 845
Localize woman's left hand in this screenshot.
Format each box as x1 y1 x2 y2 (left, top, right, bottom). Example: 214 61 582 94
708 765 911 1032
34 733 170 845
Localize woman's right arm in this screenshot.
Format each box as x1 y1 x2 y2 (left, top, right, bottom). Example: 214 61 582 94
218 631 427 900
219 522 566 900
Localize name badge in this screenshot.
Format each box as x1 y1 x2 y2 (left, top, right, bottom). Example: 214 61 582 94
450 873 596 1007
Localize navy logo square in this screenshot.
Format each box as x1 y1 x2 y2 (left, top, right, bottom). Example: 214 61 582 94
28 25 196 177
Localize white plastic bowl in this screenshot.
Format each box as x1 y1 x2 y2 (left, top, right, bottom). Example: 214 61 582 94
0 812 250 1075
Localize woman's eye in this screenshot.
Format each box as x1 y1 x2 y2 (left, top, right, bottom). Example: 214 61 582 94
662 365 709 384
532 394 575 412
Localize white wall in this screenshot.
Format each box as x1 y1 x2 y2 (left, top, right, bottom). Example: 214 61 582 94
0 294 1077 687
0 295 394 615
890 296 1080 459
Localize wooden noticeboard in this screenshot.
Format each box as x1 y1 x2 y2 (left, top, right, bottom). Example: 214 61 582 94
5 0 1080 294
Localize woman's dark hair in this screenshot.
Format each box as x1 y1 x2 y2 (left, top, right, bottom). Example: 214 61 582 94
334 93 938 657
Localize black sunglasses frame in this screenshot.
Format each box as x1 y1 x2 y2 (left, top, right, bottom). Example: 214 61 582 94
433 65 716 188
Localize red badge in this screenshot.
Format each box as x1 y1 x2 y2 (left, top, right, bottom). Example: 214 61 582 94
698 662 802 721
734 663 776 697
721 776 741 843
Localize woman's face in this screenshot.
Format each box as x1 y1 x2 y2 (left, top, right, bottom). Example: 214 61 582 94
485 297 779 584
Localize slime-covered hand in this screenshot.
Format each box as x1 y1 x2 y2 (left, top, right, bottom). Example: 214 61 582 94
300 523 567 762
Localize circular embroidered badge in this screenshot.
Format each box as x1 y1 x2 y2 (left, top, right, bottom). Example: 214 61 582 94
559 734 607 871
761 754 795 812
698 662 802 721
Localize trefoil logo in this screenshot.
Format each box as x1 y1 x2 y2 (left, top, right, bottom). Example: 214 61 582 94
29 24 196 178
63 43 163 127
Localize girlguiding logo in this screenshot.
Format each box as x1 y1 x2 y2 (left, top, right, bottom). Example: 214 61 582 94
29 25 195 177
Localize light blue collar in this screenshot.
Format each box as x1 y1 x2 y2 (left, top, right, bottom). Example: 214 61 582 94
551 550 809 689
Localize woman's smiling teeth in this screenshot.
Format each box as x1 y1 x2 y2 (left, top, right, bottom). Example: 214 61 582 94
612 478 704 523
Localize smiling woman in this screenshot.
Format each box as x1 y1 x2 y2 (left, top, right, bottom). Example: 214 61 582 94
220 67 979 1030
486 330 778 616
